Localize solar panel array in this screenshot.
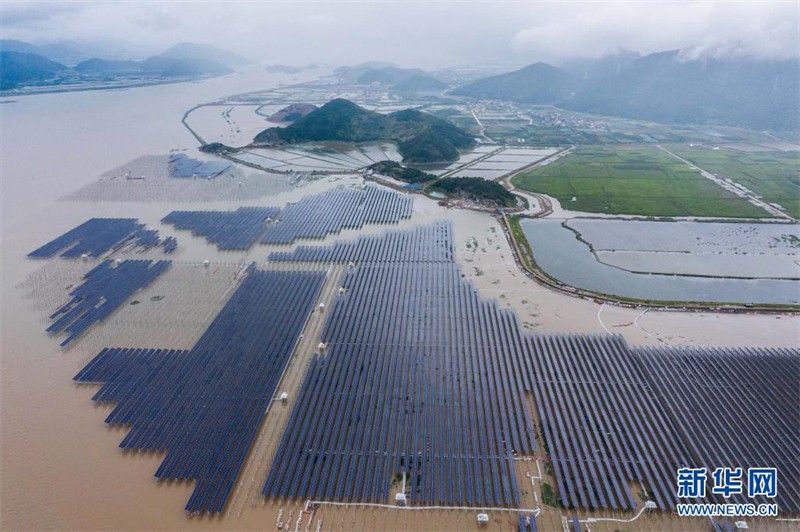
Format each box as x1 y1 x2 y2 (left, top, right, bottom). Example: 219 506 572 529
263 221 800 514
520 333 686 511
29 218 166 258
269 221 454 264
264 223 536 506
168 153 231 178
260 185 412 244
635 345 800 513
163 236 178 254
162 207 280 250
74 268 326 513
48 259 170 347
523 339 800 513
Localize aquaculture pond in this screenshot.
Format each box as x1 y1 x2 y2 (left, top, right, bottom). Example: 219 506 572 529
520 218 800 305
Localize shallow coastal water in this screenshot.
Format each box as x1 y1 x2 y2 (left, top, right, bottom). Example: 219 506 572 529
520 218 800 304
0 67 321 531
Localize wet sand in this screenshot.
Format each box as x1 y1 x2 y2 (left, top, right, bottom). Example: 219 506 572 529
2 71 798 531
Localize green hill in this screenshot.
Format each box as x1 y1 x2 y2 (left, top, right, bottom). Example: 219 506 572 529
452 62 581 103
429 177 516 207
0 51 65 90
368 161 436 183
254 99 475 163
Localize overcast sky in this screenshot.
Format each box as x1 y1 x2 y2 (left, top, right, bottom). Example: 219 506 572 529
1 1 798 68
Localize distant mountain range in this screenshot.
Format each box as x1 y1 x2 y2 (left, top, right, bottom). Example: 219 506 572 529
334 63 446 87
0 38 121 65
153 42 249 67
562 50 799 131
452 62 581 104
254 98 475 163
452 50 800 131
0 41 244 91
74 56 232 77
393 74 447 92
335 64 448 94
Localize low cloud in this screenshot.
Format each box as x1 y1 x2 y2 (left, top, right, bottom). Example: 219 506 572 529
0 2 84 29
511 2 799 62
1 1 797 67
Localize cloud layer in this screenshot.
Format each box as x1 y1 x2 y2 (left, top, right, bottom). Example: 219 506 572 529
1 1 797 67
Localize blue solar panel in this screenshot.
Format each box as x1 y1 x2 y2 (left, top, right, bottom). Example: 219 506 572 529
264 222 535 507
260 185 412 245
269 221 453 263
162 207 280 250
48 259 170 346
29 218 169 258
264 221 800 515
74 267 326 513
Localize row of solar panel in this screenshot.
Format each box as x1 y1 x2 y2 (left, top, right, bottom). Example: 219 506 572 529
523 335 800 513
28 218 170 259
260 185 412 245
635 345 800 513
30 186 411 257
74 268 326 513
264 221 800 514
162 207 280 250
48 259 170 346
68 221 800 516
269 220 453 264
161 185 413 250
263 260 537 506
168 153 231 178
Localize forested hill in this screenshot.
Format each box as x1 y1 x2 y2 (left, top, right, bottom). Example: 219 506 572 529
254 99 475 163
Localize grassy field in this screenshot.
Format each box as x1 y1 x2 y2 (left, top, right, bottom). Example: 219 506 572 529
667 145 800 218
512 146 771 217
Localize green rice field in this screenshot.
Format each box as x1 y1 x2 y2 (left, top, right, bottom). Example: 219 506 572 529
667 145 800 218
512 146 772 218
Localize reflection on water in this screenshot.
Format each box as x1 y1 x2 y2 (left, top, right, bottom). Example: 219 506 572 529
520 219 800 305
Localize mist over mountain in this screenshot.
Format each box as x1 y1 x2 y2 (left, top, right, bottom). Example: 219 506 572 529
451 62 582 104
0 38 132 65
153 42 250 67
558 51 641 81
562 50 800 130
334 63 431 85
0 41 240 91
392 74 447 92
74 56 231 77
